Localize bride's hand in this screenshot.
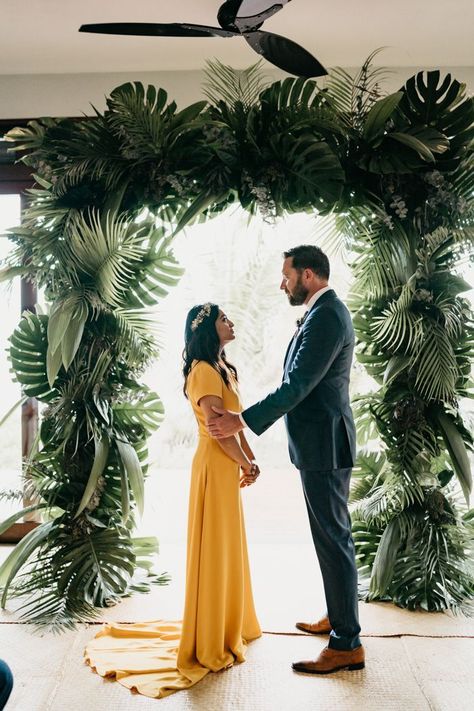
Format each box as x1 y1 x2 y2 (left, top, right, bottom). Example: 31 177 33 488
240 462 260 488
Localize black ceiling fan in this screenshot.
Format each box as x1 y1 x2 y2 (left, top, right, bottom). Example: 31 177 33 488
79 1 327 78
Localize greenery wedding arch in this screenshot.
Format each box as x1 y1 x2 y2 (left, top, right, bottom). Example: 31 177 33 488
1 55 473 625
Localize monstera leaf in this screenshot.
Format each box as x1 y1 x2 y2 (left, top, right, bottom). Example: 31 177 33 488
4 117 59 153
398 71 474 170
260 76 320 111
234 77 346 210
400 71 466 125
357 71 470 174
107 81 207 158
9 313 60 402
113 388 164 438
52 526 135 606
281 134 345 206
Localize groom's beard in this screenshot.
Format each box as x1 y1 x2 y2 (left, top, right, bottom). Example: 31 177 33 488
286 276 308 306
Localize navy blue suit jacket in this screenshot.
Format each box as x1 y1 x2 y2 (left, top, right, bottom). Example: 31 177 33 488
242 289 356 471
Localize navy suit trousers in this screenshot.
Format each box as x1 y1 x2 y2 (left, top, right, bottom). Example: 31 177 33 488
299 468 361 650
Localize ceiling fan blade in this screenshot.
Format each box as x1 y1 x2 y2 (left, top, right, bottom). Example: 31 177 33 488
244 30 327 77
218 1 290 32
79 23 236 38
235 4 287 32
236 1 292 29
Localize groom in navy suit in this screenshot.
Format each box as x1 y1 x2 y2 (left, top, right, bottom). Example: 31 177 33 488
208 244 364 674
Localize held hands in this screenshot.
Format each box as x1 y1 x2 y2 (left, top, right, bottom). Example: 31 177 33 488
240 462 261 488
208 406 244 438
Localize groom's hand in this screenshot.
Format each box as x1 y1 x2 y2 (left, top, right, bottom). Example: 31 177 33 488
207 406 243 438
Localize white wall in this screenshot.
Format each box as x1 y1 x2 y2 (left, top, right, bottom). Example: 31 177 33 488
1 66 473 119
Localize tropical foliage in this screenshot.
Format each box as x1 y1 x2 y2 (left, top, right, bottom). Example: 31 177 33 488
0 210 180 626
326 61 474 611
1 54 473 621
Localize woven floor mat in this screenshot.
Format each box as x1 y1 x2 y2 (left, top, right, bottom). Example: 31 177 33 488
3 626 435 711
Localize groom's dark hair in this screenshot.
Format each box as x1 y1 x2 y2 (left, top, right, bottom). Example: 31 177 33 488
283 245 330 280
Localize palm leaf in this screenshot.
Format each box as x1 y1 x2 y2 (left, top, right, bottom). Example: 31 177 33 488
387 127 449 161
0 521 55 607
47 289 89 380
372 287 423 353
0 396 28 427
369 516 402 596
383 355 411 386
362 92 403 142
0 504 47 536
109 308 157 366
116 439 145 517
350 221 411 299
284 136 344 205
68 210 144 307
75 436 109 518
413 323 458 402
388 516 474 612
351 451 388 503
434 412 472 504
352 519 383 579
123 229 184 307
173 191 227 236
325 49 392 124
203 60 268 108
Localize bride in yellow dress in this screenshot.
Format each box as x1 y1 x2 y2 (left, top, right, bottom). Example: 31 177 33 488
85 302 262 698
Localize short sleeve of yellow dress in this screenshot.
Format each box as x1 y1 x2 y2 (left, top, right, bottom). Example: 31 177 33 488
84 360 261 700
188 359 223 402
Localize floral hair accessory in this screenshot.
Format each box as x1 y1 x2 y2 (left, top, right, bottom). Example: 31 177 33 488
191 303 213 331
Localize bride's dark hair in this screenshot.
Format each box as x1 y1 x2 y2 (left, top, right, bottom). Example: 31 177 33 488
182 303 238 398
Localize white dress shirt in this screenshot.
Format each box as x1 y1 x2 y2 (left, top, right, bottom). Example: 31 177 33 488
304 284 332 312
238 285 332 428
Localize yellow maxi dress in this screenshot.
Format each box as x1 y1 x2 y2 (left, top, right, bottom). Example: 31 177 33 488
84 360 261 698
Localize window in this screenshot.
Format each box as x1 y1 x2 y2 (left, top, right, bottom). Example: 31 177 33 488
0 194 22 519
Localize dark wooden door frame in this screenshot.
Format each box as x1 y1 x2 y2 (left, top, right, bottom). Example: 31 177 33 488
1 124 37 542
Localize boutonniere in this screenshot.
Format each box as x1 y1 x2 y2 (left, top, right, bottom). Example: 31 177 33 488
296 313 308 329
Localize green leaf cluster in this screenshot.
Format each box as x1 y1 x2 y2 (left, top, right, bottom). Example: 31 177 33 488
1 53 473 621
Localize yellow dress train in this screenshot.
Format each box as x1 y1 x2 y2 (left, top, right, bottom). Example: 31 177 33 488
85 360 262 698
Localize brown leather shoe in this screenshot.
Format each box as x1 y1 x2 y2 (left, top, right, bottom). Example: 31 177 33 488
295 616 331 635
292 645 365 674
